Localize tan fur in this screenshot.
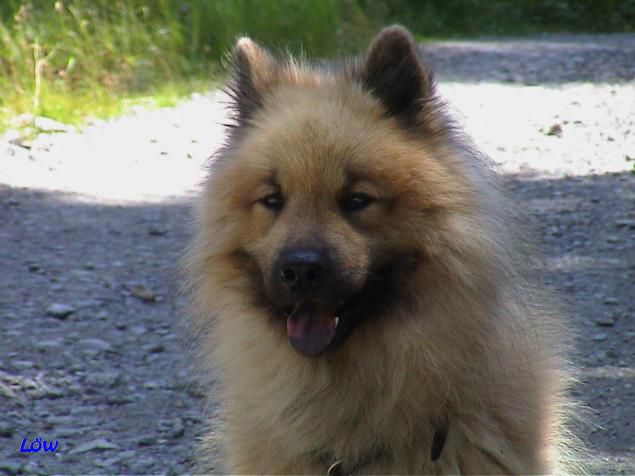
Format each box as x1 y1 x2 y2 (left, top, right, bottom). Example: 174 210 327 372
183 27 579 474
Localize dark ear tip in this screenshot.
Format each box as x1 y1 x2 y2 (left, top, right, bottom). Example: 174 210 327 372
368 25 416 52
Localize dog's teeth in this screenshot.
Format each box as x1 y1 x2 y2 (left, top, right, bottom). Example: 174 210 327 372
334 317 339 327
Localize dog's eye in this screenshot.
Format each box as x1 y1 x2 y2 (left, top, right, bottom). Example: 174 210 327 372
341 192 374 213
259 192 283 211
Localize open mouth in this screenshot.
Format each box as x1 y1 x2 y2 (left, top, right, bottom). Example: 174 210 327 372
281 286 372 357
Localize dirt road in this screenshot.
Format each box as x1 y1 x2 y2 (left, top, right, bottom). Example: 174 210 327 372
1 34 633 474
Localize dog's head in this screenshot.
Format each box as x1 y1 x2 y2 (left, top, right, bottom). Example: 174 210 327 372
203 27 472 356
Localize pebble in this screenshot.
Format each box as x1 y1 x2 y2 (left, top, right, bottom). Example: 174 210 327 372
593 333 608 342
79 338 113 352
68 437 119 454
545 123 563 137
136 434 158 446
147 344 165 353
143 380 160 390
46 303 75 319
148 226 167 236
615 219 635 229
85 371 123 388
0 462 22 475
603 297 620 305
595 315 617 327
0 422 13 437
128 284 157 303
159 417 185 439
130 324 148 335
33 116 72 133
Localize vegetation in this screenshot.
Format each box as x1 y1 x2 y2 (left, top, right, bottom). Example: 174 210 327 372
1 0 633 130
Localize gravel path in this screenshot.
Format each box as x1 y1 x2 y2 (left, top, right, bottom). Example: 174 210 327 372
1 34 633 474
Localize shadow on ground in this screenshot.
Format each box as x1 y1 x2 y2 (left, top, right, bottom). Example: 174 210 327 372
420 33 635 83
0 169 633 473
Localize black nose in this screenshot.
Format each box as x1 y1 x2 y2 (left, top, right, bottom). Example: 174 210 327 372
277 248 326 293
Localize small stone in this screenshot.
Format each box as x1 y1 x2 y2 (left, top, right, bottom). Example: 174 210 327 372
606 235 622 244
46 303 75 319
37 339 63 351
0 461 22 475
148 226 167 236
595 315 617 327
0 421 14 437
128 284 157 303
615 219 635 229
167 419 185 439
128 457 154 472
603 297 619 305
143 381 160 390
130 324 147 335
85 371 123 388
13 360 34 370
69 438 119 454
147 344 165 353
42 387 64 399
593 333 608 342
0 382 17 399
33 116 72 133
80 338 113 352
136 435 157 446
106 395 135 405
545 123 563 137
159 417 185 439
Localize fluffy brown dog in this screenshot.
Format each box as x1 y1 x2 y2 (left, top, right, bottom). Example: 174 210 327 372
183 26 579 474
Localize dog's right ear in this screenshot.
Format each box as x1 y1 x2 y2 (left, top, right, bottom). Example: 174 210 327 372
228 37 277 126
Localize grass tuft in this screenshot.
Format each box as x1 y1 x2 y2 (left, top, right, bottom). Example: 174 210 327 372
1 1 633 131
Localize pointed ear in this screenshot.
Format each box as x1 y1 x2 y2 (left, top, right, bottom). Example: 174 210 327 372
359 26 435 126
228 37 277 125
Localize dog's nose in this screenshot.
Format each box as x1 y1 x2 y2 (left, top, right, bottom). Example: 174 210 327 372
278 248 326 292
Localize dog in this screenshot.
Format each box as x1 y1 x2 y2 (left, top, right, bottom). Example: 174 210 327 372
183 26 580 474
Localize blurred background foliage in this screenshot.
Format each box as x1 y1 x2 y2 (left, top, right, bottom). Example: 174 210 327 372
1 0 634 128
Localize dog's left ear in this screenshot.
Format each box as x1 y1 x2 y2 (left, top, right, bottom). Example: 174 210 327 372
228 37 277 126
359 26 435 126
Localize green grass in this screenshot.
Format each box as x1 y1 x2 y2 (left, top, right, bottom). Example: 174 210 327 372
1 0 633 132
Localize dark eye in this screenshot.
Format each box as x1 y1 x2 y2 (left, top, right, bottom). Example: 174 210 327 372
259 192 283 211
341 192 374 213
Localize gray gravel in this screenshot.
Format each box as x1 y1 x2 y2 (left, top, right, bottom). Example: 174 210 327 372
1 33 634 474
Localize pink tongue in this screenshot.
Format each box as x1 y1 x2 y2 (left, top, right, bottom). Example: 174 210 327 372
286 302 337 356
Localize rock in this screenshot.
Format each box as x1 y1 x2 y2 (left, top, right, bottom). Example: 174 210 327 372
595 315 617 327
85 371 123 388
143 380 160 390
159 417 185 439
603 297 619 305
148 226 167 236
147 344 165 353
79 338 113 352
46 303 75 319
136 434 157 446
36 338 63 351
106 395 135 405
593 333 608 342
130 324 147 335
545 123 563 137
0 421 13 437
167 418 185 439
33 116 72 133
69 437 119 454
615 219 635 229
0 461 22 475
0 382 17 399
128 284 157 303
